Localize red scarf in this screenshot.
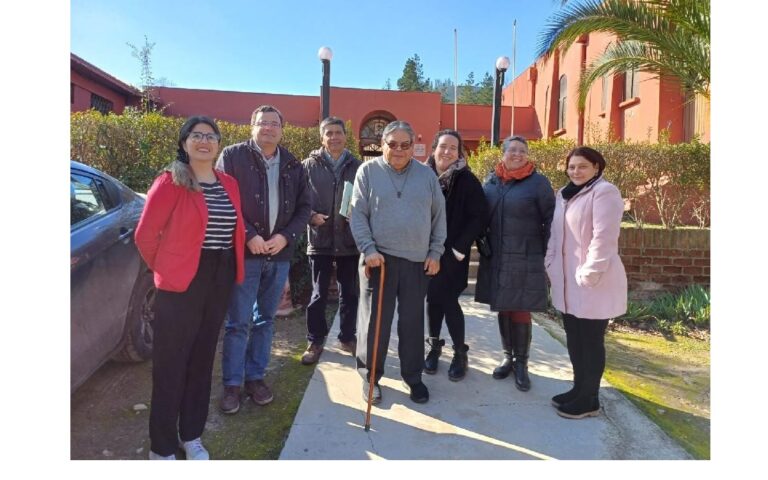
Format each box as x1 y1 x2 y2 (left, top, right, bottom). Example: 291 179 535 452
495 161 535 182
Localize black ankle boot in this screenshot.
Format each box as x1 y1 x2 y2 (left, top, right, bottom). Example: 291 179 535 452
551 387 580 407
556 395 600 419
512 322 532 391
492 313 515 379
448 344 469 381
424 337 444 374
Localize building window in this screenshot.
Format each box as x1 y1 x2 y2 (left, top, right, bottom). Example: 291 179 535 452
557 75 567 130
71 83 75 105
601 75 608 112
623 68 639 101
90 93 113 115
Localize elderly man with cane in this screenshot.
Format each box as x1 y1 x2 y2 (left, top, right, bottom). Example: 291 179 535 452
350 120 446 406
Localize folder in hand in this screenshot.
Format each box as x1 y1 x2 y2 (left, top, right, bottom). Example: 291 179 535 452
339 180 354 218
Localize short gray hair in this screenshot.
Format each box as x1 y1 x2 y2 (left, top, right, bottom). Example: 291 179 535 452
319 116 346 135
381 120 415 144
502 135 528 153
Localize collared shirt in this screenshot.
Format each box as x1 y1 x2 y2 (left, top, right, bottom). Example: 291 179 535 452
254 143 281 235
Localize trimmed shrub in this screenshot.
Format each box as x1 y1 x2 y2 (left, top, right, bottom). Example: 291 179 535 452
467 136 709 228
71 109 359 192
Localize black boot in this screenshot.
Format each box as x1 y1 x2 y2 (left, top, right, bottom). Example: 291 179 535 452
512 322 532 391
448 344 469 381
552 314 583 407
424 337 444 374
492 313 514 379
557 319 607 418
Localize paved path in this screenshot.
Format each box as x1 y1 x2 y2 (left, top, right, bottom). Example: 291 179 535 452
280 296 690 460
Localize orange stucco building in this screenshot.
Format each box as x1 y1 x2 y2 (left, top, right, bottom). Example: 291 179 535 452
71 38 708 163
71 54 141 114
502 32 709 144
153 85 510 161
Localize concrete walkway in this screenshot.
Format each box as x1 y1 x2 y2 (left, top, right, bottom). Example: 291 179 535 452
279 296 690 460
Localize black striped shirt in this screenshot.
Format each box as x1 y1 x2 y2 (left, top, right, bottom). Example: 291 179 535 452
200 181 236 250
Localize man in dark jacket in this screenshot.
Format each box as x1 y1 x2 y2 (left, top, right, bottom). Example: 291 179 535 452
216 105 311 414
300 117 362 365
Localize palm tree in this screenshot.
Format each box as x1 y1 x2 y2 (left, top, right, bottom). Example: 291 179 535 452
537 0 710 110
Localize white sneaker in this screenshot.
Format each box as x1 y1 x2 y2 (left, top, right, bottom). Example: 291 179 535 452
180 437 210 460
148 451 176 460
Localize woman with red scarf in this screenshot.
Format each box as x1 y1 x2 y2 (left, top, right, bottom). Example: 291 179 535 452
475 136 555 391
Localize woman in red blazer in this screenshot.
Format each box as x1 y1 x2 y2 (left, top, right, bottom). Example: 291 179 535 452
136 116 245 460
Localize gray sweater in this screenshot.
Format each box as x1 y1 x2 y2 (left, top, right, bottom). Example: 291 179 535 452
350 157 446 263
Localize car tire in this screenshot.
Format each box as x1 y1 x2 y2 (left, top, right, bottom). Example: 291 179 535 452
113 270 155 362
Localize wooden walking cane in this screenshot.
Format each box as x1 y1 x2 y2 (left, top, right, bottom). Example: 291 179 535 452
364 262 386 432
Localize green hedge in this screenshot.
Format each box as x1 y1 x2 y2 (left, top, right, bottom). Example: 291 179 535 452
467 137 710 228
70 108 359 192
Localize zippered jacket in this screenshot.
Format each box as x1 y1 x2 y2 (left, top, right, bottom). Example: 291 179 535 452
216 139 311 262
302 148 361 256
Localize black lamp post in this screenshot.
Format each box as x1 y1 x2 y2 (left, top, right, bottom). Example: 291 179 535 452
318 46 333 120
491 56 510 146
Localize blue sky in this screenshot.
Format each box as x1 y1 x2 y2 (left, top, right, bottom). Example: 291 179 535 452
71 0 563 95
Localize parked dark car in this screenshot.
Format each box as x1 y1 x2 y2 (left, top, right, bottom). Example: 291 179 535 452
70 161 155 392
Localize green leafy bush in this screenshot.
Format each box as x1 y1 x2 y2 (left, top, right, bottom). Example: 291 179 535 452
616 285 710 334
467 136 709 228
71 110 359 192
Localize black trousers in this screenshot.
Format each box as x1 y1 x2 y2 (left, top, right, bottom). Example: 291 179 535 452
305 254 358 343
355 253 431 386
149 249 235 456
562 313 609 398
427 298 465 347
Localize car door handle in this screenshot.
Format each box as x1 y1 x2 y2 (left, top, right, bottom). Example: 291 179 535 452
119 227 134 241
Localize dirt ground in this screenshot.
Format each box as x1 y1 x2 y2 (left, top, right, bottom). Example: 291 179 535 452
70 306 313 460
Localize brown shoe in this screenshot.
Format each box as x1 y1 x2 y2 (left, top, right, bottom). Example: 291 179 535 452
219 385 241 414
339 339 357 355
245 379 274 406
301 343 324 365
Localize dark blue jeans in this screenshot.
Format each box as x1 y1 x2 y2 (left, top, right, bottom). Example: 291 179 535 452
305 254 358 344
221 257 290 386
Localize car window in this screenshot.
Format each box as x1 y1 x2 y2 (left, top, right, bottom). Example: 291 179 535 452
71 173 107 226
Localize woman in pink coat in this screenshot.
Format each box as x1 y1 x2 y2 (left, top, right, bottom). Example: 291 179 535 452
544 146 627 419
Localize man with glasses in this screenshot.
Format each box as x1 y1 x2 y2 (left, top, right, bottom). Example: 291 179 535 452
300 117 362 365
350 120 446 405
216 105 311 414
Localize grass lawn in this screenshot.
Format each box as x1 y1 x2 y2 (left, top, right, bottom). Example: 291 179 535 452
202 304 330 459
603 327 710 459
537 314 710 459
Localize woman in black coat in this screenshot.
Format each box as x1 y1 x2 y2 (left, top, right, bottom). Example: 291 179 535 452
424 130 488 381
475 135 555 391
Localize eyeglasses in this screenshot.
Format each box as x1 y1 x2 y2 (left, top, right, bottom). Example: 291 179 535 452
254 120 282 128
384 140 413 150
189 132 220 143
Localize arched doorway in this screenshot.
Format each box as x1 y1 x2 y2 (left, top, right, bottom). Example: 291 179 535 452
359 112 396 161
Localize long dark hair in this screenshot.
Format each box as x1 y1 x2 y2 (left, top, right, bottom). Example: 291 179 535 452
170 115 221 191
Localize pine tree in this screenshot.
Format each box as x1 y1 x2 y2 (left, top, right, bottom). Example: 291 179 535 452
397 54 431 91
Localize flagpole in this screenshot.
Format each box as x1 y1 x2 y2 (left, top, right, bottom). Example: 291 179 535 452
454 28 458 130
511 19 516 136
